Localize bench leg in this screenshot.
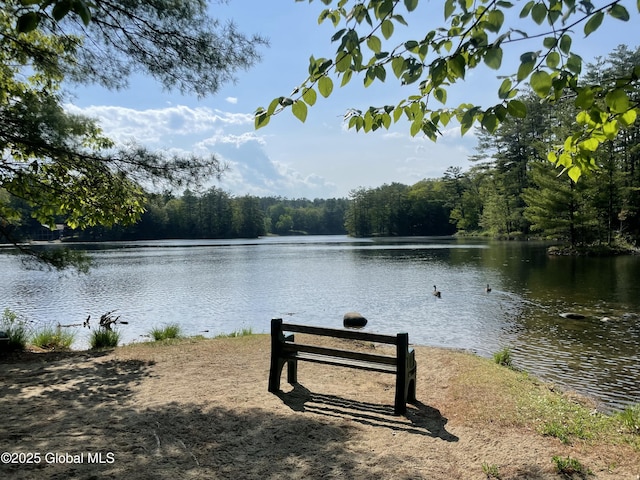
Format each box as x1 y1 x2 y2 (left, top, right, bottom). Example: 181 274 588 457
268 357 287 392
286 358 297 384
394 379 407 415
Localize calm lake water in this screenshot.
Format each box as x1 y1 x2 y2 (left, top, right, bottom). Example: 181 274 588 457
1 236 639 411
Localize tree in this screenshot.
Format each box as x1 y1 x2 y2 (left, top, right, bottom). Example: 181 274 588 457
256 0 639 182
1 0 266 268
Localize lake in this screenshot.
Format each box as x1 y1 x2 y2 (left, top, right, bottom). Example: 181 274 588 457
1 236 639 412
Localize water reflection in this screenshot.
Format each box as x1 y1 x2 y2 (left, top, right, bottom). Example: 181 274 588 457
1 236 638 411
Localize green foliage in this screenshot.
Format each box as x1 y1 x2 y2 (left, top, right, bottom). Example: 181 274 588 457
31 326 75 350
149 324 182 342
215 327 254 338
1 0 266 269
89 328 120 349
551 456 591 478
481 462 501 479
492 347 512 368
0 308 30 351
258 0 640 182
615 404 640 434
528 393 609 445
345 181 454 237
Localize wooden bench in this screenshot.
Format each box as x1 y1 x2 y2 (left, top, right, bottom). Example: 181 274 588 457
268 317 417 415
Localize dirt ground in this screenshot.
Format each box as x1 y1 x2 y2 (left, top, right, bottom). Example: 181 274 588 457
1 335 638 479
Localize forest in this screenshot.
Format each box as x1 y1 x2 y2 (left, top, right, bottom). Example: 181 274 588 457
5 46 639 249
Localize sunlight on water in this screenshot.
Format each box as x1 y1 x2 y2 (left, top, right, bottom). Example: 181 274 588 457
1 236 639 411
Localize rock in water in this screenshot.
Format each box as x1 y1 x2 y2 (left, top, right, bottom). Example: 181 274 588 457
560 312 586 320
343 312 367 328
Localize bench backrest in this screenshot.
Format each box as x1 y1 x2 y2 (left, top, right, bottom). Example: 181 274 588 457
278 321 401 345
271 318 410 365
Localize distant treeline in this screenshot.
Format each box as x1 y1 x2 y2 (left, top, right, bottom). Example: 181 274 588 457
5 46 640 248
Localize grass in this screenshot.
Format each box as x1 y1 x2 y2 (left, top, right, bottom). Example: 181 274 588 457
149 323 182 341
552 455 592 478
492 347 513 368
448 349 640 452
481 462 501 479
215 327 254 338
1 308 30 351
615 404 640 434
31 326 75 351
90 327 120 349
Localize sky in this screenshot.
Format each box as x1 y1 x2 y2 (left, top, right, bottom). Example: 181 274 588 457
66 1 639 199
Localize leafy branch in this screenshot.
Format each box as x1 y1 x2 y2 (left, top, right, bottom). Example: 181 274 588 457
256 0 640 181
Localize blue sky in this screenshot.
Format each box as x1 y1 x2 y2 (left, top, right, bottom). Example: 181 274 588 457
66 1 638 199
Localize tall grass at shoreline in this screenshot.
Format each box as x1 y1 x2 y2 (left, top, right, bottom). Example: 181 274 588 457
149 323 182 341
31 326 75 351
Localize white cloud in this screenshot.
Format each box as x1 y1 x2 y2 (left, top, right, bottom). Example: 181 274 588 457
64 104 253 145
225 97 238 104
198 129 266 149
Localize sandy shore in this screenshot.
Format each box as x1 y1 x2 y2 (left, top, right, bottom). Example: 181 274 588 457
1 335 638 479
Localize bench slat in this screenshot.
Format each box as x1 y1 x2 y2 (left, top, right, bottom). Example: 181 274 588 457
286 351 398 374
283 342 397 365
281 322 399 344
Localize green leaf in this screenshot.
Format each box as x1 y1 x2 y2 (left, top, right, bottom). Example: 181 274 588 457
584 11 604 37
52 0 71 21
566 54 582 74
568 165 582 183
393 106 404 122
487 10 505 32
410 119 422 136
559 34 572 54
530 70 552 97
602 120 619 140
292 100 308 123
460 109 476 136
531 3 547 24
267 97 282 115
507 99 527 118
609 4 630 21
581 137 600 151
517 57 535 81
336 52 351 72
16 12 40 32
302 87 317 106
444 0 456 19
434 87 447 104
367 35 382 53
72 0 92 25
318 76 334 97
381 19 394 39
498 78 513 99
364 68 376 87
254 111 270 130
481 112 499 133
404 0 419 12
448 55 466 79
484 47 503 70
619 108 637 127
605 89 630 113
340 69 353 87
391 56 406 78
519 0 534 18
575 87 595 109
546 51 560 69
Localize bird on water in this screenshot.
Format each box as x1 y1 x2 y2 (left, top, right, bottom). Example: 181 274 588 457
433 285 441 298
485 284 492 293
